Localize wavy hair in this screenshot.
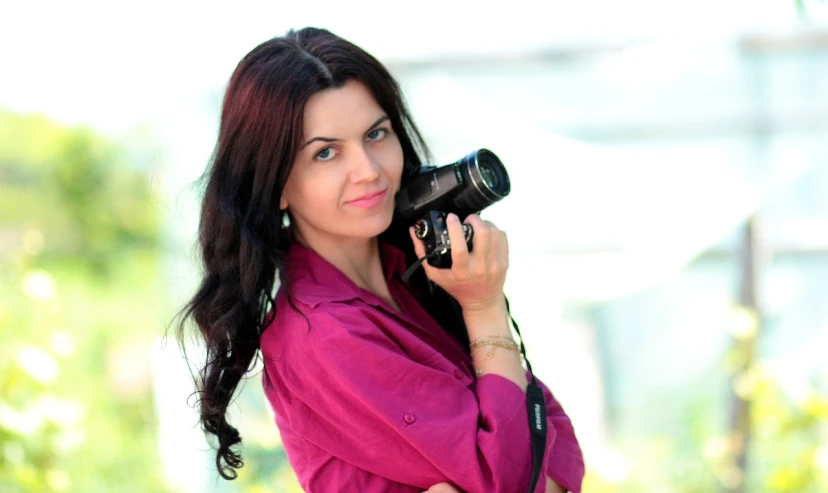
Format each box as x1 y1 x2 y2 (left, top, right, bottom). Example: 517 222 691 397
176 27 469 480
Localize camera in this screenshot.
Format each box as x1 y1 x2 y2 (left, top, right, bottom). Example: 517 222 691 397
395 149 510 268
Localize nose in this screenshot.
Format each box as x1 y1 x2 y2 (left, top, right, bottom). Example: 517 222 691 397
349 146 381 183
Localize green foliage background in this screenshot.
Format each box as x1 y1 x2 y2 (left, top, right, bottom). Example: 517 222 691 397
0 109 170 492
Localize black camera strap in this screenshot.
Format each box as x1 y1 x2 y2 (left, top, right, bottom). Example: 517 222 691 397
401 248 441 282
505 295 548 493
403 251 547 493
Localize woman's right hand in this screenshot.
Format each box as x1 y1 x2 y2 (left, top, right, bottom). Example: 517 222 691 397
409 213 509 314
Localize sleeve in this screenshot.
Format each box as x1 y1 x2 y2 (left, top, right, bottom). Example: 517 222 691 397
533 374 585 493
276 305 557 493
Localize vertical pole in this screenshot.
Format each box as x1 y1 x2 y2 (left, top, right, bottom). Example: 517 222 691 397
724 217 762 493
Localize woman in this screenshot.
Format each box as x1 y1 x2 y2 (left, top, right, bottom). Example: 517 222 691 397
179 27 584 492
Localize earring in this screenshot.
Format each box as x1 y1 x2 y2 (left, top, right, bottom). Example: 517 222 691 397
281 210 291 229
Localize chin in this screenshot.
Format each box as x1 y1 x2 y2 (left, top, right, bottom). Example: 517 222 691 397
355 209 395 239
368 214 396 238
333 198 397 239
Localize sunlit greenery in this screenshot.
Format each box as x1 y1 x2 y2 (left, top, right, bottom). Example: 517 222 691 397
581 304 828 493
0 109 169 492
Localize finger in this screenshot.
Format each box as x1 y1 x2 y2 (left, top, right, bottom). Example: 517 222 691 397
482 220 500 265
463 214 492 266
499 230 509 270
445 213 469 272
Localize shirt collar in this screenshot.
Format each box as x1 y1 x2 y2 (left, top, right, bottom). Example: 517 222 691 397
284 241 410 308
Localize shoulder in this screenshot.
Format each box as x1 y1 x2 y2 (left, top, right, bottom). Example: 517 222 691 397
260 293 413 404
260 241 410 361
261 290 394 360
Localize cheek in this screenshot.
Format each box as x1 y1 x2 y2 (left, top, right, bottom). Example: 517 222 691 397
293 169 341 210
384 141 405 184
392 160 403 188
281 170 310 211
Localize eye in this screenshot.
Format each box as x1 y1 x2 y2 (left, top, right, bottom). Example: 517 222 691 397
366 128 387 141
315 146 336 161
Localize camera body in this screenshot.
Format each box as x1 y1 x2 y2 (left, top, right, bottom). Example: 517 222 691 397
411 210 475 268
395 149 510 268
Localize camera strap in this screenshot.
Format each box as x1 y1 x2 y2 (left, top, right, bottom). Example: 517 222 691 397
402 250 547 493
401 248 441 282
505 295 548 493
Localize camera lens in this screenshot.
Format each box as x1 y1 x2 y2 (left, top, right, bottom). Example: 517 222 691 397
479 163 499 190
395 149 510 223
449 149 511 215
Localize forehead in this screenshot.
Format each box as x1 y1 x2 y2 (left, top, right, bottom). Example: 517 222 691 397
302 80 385 136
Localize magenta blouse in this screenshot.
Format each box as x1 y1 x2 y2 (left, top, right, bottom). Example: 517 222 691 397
261 242 584 492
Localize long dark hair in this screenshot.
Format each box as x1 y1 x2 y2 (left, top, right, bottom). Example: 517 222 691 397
177 27 469 480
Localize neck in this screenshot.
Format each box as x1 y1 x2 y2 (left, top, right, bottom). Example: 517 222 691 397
296 232 387 295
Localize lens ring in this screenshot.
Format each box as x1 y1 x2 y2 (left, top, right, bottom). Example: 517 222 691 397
479 163 499 189
469 151 508 202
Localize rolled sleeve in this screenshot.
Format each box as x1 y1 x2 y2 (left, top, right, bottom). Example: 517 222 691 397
271 306 556 493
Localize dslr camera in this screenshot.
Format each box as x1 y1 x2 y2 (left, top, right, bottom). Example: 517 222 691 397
395 149 510 268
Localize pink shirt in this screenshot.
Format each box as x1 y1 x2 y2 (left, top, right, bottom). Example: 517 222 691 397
261 242 584 492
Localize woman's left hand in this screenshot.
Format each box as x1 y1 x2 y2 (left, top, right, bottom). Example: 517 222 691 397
423 482 462 493
547 475 567 493
423 476 563 493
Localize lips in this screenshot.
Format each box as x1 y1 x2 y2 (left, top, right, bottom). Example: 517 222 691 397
346 189 388 209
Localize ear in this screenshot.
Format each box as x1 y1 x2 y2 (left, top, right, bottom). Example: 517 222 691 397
279 196 288 210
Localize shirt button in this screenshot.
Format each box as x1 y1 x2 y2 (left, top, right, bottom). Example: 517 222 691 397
404 413 416 424
453 369 464 380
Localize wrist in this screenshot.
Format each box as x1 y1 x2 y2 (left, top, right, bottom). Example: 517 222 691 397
462 296 509 336
461 294 506 319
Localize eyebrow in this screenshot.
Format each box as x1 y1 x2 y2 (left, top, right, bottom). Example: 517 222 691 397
300 115 390 149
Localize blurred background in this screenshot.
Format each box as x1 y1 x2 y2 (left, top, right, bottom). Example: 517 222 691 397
1 1 827 492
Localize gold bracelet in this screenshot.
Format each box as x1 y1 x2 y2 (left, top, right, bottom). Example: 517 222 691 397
470 337 519 363
469 336 519 352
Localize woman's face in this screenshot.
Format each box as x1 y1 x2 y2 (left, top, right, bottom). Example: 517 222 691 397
280 80 404 248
